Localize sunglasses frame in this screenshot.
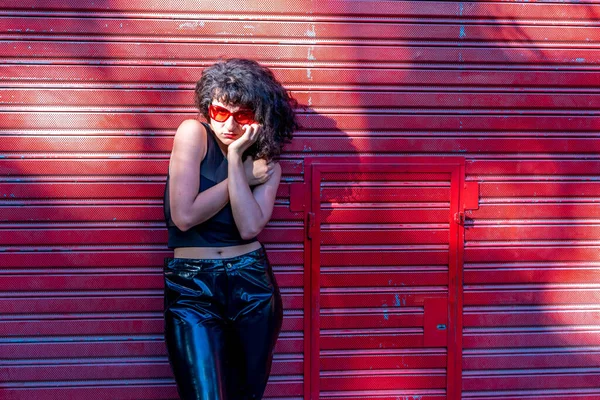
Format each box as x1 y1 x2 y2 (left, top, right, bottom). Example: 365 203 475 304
208 104 257 125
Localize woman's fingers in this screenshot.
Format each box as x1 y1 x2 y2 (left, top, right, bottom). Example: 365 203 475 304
243 124 260 141
242 124 253 139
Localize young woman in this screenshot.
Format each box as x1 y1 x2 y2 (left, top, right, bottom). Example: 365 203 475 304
163 58 297 399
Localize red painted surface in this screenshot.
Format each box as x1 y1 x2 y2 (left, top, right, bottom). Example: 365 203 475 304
2 1 600 399
301 158 467 399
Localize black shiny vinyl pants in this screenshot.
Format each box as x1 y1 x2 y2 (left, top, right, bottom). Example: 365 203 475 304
163 247 284 400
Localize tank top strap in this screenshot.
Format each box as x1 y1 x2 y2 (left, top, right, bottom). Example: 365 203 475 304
199 122 228 185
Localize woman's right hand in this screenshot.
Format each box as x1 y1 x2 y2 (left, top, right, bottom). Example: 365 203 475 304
244 157 275 186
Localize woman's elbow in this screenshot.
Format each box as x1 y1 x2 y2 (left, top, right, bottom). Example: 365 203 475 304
239 225 262 240
172 214 193 232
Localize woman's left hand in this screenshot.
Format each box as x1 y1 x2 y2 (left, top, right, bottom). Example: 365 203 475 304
227 124 261 158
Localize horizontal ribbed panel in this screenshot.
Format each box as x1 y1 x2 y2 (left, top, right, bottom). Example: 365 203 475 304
2 0 598 399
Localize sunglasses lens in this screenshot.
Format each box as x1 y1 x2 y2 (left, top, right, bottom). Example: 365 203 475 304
234 111 256 125
209 105 231 122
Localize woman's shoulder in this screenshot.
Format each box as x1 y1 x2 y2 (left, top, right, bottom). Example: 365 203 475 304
176 119 207 136
172 119 209 160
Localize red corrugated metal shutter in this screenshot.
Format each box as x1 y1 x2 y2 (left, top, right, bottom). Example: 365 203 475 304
3 1 600 400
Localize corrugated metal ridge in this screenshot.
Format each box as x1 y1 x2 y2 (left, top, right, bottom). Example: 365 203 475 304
321 348 446 356
464 326 600 332
464 367 600 375
464 304 600 311
7 66 600 86
320 388 446 396
10 33 600 47
6 37 600 49
0 245 168 251
469 221 600 226
322 328 423 334
464 283 600 289
322 224 449 228
10 131 596 138
322 286 447 292
0 375 303 386
321 182 450 187
5 285 303 293
0 266 303 274
7 61 600 71
2 15 600 33
0 221 302 229
470 175 600 181
3 8 600 23
0 375 302 387
10 84 600 93
464 346 600 354
468 240 600 246
466 154 600 159
0 311 303 321
0 312 164 319
0 222 165 227
4 0 600 21
0 153 170 159
9 108 600 116
321 266 447 272
480 198 600 203
0 379 173 387
320 369 446 376
466 261 600 267
320 244 448 249
0 357 168 364
1 334 164 342
6 42 600 65
0 200 161 206
321 203 450 208
321 307 422 313
462 388 600 397
2 353 303 364
0 331 302 342
0 176 166 182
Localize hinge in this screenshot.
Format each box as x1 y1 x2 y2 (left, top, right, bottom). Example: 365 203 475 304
306 212 316 239
453 211 465 226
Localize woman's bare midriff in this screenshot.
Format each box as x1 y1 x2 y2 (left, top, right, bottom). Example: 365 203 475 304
173 241 262 259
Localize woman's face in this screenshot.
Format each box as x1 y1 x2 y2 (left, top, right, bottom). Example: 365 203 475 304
208 100 254 147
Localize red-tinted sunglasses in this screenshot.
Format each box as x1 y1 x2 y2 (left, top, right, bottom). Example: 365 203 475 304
208 105 256 125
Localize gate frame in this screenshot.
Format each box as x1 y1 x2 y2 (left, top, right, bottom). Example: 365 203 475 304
292 156 470 400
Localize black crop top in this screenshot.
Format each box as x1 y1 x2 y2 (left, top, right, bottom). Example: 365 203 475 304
163 122 257 248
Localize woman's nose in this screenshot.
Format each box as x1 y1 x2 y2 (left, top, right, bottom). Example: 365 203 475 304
223 115 237 130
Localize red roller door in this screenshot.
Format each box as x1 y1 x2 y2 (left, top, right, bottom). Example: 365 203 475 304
2 1 600 399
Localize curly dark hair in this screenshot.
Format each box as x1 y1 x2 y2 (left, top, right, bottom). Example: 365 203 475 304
194 58 298 160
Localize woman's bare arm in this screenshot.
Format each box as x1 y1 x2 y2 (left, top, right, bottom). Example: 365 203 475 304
168 119 230 232
225 124 281 239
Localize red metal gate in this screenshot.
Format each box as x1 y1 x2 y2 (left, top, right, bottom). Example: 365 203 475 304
293 157 469 400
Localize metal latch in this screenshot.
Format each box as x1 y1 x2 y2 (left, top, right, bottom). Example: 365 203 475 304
454 211 465 225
